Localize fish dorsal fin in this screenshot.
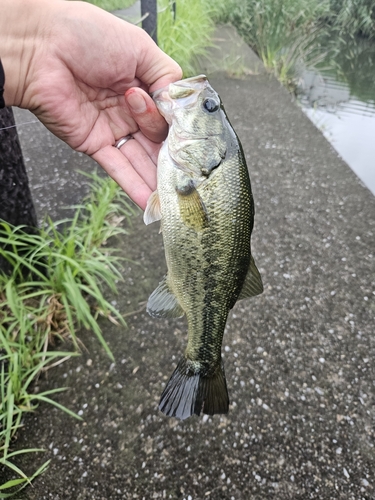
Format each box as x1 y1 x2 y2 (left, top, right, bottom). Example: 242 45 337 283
238 256 263 300
147 275 185 318
143 190 161 225
176 180 208 231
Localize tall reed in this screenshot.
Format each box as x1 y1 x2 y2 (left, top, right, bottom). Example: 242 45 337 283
328 0 375 37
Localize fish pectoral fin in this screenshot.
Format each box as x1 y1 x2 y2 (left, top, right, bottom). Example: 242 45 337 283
237 255 264 300
176 180 208 231
147 275 184 318
143 190 161 225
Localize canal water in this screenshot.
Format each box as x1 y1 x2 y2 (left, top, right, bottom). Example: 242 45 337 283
296 36 375 196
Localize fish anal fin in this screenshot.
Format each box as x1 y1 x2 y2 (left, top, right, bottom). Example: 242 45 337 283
147 275 184 318
238 255 263 300
159 358 229 420
176 180 208 231
143 190 161 225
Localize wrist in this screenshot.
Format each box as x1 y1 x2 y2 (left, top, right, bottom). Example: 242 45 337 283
0 0 53 107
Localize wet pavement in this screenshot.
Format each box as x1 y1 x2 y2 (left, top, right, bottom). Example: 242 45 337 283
3 23 375 500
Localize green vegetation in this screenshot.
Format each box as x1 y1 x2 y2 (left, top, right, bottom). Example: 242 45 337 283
79 0 134 11
327 0 375 38
213 0 375 89
216 0 328 87
0 173 135 496
157 0 217 76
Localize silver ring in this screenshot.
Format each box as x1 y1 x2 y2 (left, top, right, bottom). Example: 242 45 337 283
114 135 133 149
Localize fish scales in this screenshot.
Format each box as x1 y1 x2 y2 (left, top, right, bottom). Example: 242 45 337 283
160 151 253 369
144 75 263 420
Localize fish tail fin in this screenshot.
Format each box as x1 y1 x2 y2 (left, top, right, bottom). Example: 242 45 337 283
158 358 229 420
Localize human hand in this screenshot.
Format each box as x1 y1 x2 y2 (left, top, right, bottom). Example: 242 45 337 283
1 0 182 209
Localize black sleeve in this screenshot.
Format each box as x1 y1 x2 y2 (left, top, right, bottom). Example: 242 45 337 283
0 59 5 108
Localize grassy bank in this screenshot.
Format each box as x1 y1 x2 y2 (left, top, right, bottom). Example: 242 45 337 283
0 173 135 496
215 0 375 89
214 0 328 87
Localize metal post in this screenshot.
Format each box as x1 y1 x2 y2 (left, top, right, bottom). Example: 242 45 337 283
141 0 158 45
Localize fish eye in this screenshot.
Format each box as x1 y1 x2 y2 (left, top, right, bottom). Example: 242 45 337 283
203 98 220 113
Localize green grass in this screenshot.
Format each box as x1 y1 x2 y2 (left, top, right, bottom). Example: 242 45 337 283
157 0 219 76
78 0 134 11
0 172 136 496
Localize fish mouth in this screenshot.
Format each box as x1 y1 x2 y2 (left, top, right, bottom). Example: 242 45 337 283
151 74 207 101
151 75 208 121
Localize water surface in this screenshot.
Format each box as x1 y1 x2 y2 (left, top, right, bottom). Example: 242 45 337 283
297 36 375 195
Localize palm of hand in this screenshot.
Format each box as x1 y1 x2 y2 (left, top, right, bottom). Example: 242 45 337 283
26 46 164 209
29 59 141 154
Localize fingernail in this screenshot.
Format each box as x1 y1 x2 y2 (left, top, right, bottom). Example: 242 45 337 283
126 92 147 113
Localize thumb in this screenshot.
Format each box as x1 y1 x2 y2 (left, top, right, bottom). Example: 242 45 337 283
131 25 182 92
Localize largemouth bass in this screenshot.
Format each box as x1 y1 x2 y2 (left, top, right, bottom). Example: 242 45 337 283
144 75 263 420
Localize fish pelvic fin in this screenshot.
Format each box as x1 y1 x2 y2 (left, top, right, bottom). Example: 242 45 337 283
159 358 229 420
147 275 184 319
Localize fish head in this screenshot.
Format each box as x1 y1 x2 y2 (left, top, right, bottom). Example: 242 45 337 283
152 75 232 178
